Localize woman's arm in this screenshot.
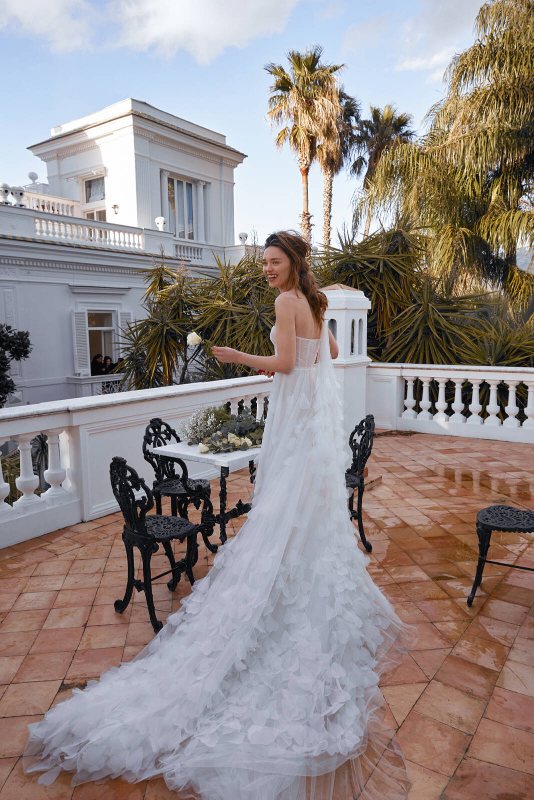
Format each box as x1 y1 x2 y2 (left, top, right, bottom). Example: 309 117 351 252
212 295 297 374
329 328 339 359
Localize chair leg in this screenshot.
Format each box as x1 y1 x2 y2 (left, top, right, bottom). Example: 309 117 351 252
467 523 491 607
184 535 198 585
114 535 135 614
356 485 372 553
141 545 163 633
162 540 180 591
200 496 218 554
154 491 162 516
170 496 177 517
347 489 355 520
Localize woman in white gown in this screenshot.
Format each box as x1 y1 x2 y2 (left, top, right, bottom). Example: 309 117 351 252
25 231 410 799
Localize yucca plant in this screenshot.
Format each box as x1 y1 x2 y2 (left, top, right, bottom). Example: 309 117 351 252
118 321 165 390
380 277 487 364
315 226 425 356
194 255 276 380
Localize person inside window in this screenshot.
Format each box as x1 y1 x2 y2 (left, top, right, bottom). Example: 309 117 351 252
103 356 115 374
90 354 105 376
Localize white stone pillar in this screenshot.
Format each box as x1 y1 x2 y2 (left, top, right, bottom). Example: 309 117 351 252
42 429 68 505
524 383 534 429
0 448 15 518
13 435 43 511
323 284 371 444
503 381 520 428
484 381 501 426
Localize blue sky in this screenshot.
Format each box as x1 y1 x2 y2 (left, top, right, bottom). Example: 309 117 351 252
0 0 483 245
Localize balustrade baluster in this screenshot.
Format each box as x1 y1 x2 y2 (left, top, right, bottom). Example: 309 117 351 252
13 435 43 510
417 378 433 420
0 448 14 517
434 379 448 423
467 380 483 425
524 382 534 429
229 398 239 416
42 430 68 504
255 394 266 422
450 378 466 423
402 377 417 419
503 381 520 428
484 380 501 426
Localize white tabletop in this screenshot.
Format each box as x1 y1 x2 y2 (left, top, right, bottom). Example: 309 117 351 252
152 441 261 471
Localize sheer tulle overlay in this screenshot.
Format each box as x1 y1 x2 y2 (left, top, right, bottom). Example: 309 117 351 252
24 324 411 799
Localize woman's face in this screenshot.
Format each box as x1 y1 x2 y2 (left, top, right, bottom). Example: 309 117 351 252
263 246 292 292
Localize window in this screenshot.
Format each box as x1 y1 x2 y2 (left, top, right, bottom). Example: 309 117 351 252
87 311 114 361
167 176 195 240
85 210 107 221
85 177 105 204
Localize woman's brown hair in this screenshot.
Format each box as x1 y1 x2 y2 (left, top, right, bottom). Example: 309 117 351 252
264 231 327 328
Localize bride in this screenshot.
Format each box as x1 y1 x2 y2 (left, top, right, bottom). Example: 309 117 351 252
25 230 410 799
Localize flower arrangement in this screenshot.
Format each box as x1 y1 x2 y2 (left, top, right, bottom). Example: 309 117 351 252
182 405 264 454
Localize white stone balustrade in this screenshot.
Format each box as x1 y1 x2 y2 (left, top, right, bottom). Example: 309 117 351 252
0 374 273 547
0 203 239 267
23 190 81 217
176 243 204 262
34 214 143 249
66 374 125 398
367 364 534 443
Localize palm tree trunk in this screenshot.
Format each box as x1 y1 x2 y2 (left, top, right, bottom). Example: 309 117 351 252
322 166 334 247
362 163 374 237
363 207 372 238
298 158 312 244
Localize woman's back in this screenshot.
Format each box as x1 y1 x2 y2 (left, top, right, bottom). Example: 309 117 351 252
287 292 322 340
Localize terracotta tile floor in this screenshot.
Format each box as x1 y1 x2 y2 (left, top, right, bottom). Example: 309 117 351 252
0 433 533 799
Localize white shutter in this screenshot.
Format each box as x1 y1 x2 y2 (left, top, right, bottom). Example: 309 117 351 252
118 311 133 356
72 311 90 376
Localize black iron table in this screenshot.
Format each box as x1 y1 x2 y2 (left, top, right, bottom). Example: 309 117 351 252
467 504 534 607
152 441 260 545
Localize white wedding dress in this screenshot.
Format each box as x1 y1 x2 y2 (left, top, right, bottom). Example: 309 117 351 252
25 324 410 799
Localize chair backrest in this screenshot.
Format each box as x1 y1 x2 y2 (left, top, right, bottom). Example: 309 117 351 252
347 414 375 476
142 417 187 484
110 456 153 535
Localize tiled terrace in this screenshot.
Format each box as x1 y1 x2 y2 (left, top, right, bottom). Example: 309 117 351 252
0 433 532 799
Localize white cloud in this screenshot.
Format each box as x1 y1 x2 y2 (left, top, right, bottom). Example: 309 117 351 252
396 0 482 83
342 14 388 54
110 0 301 64
0 0 94 52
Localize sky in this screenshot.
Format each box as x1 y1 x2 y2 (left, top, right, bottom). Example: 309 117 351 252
0 0 484 246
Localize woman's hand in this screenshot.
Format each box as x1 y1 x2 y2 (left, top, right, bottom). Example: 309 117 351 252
212 346 242 364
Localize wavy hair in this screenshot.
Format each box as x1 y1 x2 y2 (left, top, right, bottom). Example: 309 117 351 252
264 231 327 328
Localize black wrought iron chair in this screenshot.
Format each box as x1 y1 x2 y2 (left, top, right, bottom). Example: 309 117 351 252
345 414 375 553
467 504 534 607
110 456 202 633
142 417 217 554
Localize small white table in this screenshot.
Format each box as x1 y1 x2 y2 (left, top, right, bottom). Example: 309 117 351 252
152 441 261 544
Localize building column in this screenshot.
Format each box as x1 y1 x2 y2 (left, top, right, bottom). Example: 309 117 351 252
196 181 206 242
160 170 170 230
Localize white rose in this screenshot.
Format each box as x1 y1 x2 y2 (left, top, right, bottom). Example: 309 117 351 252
198 443 209 453
187 332 202 346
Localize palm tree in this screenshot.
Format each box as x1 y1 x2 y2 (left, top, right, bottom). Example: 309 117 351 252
265 46 344 243
365 0 534 304
316 89 360 247
351 104 415 236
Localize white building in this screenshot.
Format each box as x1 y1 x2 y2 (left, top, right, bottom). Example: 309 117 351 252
0 98 248 405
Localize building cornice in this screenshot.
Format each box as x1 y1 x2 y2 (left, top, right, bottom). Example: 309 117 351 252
29 107 246 165
132 126 242 167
